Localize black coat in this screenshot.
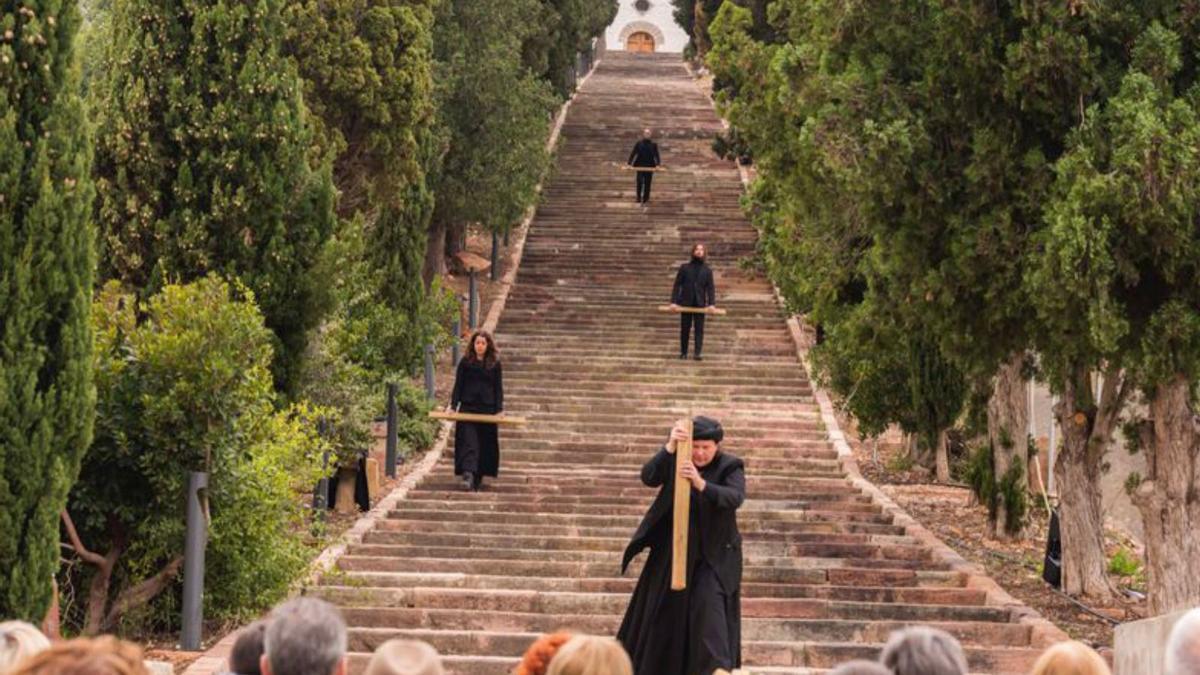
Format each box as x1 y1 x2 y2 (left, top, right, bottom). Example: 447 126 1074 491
672 260 716 308
450 358 503 414
628 139 661 167
621 448 745 595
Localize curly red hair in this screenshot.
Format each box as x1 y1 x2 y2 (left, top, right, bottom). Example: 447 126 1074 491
514 632 573 675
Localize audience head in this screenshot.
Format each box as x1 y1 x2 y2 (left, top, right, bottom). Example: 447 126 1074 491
228 620 268 675
0 622 50 672
829 660 893 675
879 626 968 675
514 633 573 675
363 639 443 675
545 635 632 675
1030 641 1110 675
261 597 347 675
1168 608 1200 675
7 636 148 675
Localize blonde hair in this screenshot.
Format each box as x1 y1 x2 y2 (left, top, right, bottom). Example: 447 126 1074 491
1030 641 1111 675
545 635 632 675
0 621 50 672
6 636 150 675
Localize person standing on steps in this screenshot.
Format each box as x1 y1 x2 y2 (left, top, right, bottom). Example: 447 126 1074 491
627 128 661 205
670 243 716 360
618 416 745 675
449 330 504 491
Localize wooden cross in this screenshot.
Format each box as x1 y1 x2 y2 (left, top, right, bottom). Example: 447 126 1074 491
658 305 728 315
671 413 693 591
428 411 527 426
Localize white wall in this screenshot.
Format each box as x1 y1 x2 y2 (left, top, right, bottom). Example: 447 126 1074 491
605 0 689 53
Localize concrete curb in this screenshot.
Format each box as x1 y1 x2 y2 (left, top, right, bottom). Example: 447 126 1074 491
687 64 1070 649
181 60 604 675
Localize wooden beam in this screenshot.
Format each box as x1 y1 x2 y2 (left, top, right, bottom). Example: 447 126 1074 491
428 411 528 426
671 414 693 591
658 305 728 316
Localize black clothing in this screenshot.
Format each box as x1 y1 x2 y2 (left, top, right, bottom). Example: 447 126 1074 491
629 139 661 203
636 171 654 203
618 448 745 675
450 358 504 478
628 138 661 167
681 313 705 358
672 260 716 308
674 260 715 358
692 416 724 443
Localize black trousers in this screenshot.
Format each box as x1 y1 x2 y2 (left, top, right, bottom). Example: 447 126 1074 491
636 171 654 202
680 312 705 356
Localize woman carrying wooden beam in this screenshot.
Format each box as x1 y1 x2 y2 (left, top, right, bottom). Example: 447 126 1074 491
448 330 504 491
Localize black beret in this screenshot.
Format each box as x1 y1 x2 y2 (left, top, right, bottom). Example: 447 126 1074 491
692 416 724 443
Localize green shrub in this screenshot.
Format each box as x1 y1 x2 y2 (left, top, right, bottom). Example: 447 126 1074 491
64 277 324 633
965 443 1028 535
1108 546 1142 578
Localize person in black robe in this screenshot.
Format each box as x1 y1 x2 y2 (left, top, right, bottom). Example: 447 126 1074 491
671 243 716 360
628 128 661 204
618 416 745 675
449 330 504 491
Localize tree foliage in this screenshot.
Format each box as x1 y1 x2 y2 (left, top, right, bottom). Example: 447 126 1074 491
63 278 324 633
0 0 96 621
91 0 337 393
425 0 558 277
285 0 443 374
710 0 1200 607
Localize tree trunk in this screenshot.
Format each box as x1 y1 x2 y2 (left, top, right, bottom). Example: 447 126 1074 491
1132 375 1200 615
1052 368 1127 600
445 221 467 262
935 428 950 484
987 353 1029 538
42 578 61 640
423 218 448 284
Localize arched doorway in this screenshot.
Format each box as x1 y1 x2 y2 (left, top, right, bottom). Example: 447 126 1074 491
627 31 656 53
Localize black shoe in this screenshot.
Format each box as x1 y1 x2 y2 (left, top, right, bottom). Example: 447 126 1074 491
694 354 703 361
462 472 474 491
473 474 483 491
679 353 687 360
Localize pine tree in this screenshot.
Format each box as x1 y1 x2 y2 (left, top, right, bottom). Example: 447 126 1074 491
0 0 96 620
92 0 336 393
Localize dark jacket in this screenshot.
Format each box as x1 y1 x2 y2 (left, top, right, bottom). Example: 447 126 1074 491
450 358 503 414
628 139 661 168
621 448 745 594
672 260 716 307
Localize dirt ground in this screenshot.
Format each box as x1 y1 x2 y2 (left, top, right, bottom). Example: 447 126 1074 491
846 424 1148 650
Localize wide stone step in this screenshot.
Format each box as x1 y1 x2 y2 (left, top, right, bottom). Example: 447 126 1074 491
339 610 1028 647
339 630 1039 672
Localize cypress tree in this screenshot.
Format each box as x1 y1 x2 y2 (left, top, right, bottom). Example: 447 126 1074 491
92 0 336 392
0 0 96 620
285 0 440 373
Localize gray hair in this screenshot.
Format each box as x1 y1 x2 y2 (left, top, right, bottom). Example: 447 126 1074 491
880 626 969 675
1168 608 1200 675
263 598 347 675
830 660 892 675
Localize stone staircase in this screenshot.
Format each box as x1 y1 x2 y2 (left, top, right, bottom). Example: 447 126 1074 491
312 53 1060 674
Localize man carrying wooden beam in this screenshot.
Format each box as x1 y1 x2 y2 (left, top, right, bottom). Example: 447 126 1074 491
671 243 717 360
627 127 661 204
618 415 746 675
